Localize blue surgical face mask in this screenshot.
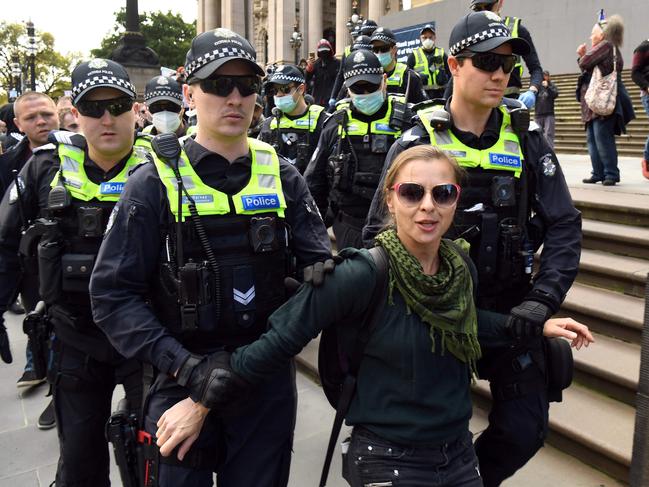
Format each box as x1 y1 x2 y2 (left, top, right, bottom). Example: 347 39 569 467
350 88 385 116
377 51 393 68
274 90 298 113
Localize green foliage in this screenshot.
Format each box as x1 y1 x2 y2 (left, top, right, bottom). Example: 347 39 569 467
0 21 80 101
91 9 196 68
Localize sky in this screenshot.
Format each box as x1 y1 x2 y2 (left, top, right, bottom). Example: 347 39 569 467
3 0 198 57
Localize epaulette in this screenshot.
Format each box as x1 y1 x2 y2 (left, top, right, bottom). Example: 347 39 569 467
47 130 87 149
400 127 422 144
128 161 150 176
411 99 440 113
32 143 56 153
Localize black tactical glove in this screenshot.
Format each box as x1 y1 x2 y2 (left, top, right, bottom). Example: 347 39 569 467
0 322 12 364
303 255 343 287
505 300 552 340
175 352 250 412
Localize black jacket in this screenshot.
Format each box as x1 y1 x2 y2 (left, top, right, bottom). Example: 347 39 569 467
0 136 32 196
535 82 559 116
307 56 341 107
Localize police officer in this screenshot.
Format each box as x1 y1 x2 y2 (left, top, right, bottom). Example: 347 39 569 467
0 58 144 486
139 75 187 137
370 27 429 104
248 94 265 138
329 19 379 111
89 28 332 486
258 64 327 174
406 24 450 100
305 49 412 250
363 12 581 486
468 0 543 107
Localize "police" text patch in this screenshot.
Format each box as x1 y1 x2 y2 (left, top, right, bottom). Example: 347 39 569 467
99 182 125 194
489 153 521 169
242 194 280 211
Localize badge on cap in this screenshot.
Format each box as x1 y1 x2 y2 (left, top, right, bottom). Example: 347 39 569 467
353 51 366 63
88 59 109 69
214 28 237 39
276 66 285 72
157 77 169 85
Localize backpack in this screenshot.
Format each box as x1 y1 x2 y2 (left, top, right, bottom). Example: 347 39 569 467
317 241 477 487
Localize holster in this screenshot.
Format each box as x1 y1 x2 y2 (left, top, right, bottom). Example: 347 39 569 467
22 301 50 379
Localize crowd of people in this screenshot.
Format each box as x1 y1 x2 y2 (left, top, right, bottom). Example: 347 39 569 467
4 0 649 486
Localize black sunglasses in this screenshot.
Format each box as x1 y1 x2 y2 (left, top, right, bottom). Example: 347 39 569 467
372 45 392 54
349 82 381 95
270 84 298 96
198 75 260 97
148 102 182 114
76 97 134 118
391 182 461 208
456 51 517 74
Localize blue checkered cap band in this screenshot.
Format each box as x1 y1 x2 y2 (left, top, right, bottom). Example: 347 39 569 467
449 27 512 56
344 66 384 81
71 75 136 102
269 73 304 84
145 89 184 103
371 33 395 45
185 46 257 79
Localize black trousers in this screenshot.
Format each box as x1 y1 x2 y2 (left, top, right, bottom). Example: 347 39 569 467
145 361 296 487
474 345 549 487
50 336 142 487
332 213 365 251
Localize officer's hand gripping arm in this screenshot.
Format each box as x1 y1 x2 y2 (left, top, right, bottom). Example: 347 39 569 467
505 300 552 339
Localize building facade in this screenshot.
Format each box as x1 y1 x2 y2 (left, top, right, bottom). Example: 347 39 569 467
197 0 649 75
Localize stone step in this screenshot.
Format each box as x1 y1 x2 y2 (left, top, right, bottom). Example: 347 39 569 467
553 145 641 157
582 218 649 261
472 380 634 484
560 282 644 344
568 331 640 406
575 248 649 299
570 187 649 227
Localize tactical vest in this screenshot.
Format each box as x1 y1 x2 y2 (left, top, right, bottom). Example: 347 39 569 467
386 63 409 92
261 104 325 173
150 138 292 349
417 104 531 296
329 96 405 218
504 16 524 93
39 141 144 312
413 47 445 89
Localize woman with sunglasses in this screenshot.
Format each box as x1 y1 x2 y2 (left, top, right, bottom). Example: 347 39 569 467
364 11 583 486
154 144 593 486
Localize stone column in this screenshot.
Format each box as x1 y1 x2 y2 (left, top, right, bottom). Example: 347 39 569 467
204 0 221 31
336 0 352 57
197 0 204 33
368 0 383 22
222 0 246 35
267 0 294 64
307 0 322 55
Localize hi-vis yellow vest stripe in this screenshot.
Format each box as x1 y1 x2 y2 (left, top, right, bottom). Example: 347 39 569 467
152 138 287 222
413 47 445 89
504 16 524 78
336 95 406 138
51 145 144 201
387 63 408 88
269 104 325 132
418 105 524 177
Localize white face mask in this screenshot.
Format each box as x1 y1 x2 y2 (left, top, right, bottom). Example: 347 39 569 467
152 111 181 134
422 38 435 50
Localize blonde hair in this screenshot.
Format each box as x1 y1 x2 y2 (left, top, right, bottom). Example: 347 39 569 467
602 14 624 48
382 145 466 206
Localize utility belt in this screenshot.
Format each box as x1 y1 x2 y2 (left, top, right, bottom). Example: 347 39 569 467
327 154 383 201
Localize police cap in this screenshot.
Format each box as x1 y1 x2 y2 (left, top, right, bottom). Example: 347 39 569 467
71 59 136 104
343 50 384 87
370 27 397 46
420 24 436 35
448 11 530 56
144 75 183 106
359 19 378 36
352 35 373 52
267 64 305 85
184 28 264 83
470 0 498 10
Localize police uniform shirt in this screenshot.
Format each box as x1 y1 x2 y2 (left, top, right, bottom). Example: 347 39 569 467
384 64 429 104
361 102 581 312
89 137 332 376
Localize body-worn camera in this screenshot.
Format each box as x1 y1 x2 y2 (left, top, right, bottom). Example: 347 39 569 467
491 176 516 207
249 216 280 253
296 142 310 167
389 101 408 131
78 207 104 237
371 134 389 154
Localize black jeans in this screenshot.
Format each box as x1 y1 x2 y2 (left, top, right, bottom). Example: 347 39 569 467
345 427 483 487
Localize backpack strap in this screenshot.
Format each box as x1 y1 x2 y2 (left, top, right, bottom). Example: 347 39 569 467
318 246 389 487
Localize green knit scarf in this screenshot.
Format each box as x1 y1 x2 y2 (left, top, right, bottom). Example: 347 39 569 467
375 228 481 375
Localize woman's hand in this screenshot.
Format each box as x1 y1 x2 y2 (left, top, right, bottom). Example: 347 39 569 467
577 43 587 57
543 317 594 350
156 397 210 460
